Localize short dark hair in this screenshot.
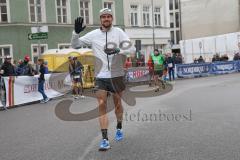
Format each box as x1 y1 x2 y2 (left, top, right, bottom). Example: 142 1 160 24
154 49 159 52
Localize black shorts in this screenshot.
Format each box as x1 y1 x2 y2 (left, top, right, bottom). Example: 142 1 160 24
73 78 82 83
95 76 126 93
154 70 163 77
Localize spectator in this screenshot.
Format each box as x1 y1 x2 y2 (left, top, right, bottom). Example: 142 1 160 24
147 55 154 86
124 57 132 69
130 53 138 67
198 56 205 63
233 53 240 61
44 61 49 74
16 55 34 76
193 58 198 63
220 54 229 61
37 59 49 103
215 54 221 61
137 54 145 67
212 54 216 62
174 53 183 64
166 53 175 81
0 56 16 76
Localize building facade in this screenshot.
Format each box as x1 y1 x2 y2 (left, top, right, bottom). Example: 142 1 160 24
0 0 124 64
180 0 240 40
123 0 171 59
169 0 181 53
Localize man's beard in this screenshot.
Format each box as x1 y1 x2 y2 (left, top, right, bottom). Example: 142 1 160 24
102 21 112 29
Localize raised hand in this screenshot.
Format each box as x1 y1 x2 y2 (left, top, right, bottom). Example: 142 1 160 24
74 17 86 34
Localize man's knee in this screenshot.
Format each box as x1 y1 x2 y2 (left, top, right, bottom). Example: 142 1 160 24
99 99 107 108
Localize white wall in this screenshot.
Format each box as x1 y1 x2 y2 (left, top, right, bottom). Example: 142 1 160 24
180 32 240 63
181 0 240 39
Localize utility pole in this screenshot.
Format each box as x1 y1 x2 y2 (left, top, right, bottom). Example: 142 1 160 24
35 1 41 71
179 0 183 41
151 0 156 50
36 4 41 60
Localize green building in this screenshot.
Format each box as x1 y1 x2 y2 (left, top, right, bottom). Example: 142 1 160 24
0 0 124 64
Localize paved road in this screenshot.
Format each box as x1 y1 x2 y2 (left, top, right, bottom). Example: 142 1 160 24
0 73 240 160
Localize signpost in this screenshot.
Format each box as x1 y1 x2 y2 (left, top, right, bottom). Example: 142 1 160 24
28 32 48 40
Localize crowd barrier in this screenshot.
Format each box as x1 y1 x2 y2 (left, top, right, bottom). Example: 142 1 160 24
1 62 239 108
0 73 71 108
176 60 240 78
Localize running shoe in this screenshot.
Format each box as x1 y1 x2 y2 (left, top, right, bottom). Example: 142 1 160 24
99 139 110 151
44 97 50 103
115 129 123 141
40 99 45 104
74 95 79 99
80 95 85 99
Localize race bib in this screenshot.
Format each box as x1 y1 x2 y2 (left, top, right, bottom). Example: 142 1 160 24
154 60 159 64
168 63 173 68
74 75 80 79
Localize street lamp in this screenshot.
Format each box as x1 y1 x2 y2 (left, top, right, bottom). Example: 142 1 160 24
151 0 156 50
199 41 202 57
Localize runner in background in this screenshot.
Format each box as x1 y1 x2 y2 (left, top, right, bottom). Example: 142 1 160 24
151 49 166 92
68 56 85 99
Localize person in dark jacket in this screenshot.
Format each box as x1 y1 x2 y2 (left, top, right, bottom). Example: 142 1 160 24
198 56 205 63
233 53 240 61
166 53 175 81
16 55 34 76
0 56 16 76
37 59 49 103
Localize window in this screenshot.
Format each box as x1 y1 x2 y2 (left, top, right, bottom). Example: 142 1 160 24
154 7 161 26
80 0 90 24
175 0 179 10
130 5 138 26
175 12 179 28
176 30 180 44
171 31 175 44
58 43 71 49
0 45 12 65
103 1 115 24
169 0 173 10
31 44 48 63
143 6 150 26
56 0 70 24
29 0 46 23
170 13 174 28
0 0 8 23
104 1 112 9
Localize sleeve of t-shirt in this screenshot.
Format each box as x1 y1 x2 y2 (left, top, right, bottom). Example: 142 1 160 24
117 28 136 55
71 31 93 49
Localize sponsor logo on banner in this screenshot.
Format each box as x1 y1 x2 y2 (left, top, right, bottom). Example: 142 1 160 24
2 74 70 108
126 67 150 82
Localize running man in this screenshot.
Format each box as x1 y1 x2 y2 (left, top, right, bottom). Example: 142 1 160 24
71 8 134 151
151 49 166 92
68 56 85 99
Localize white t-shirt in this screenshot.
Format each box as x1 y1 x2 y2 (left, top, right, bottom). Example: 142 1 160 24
71 27 135 78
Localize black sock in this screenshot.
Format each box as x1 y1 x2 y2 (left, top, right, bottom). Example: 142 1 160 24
101 129 108 140
117 121 122 130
